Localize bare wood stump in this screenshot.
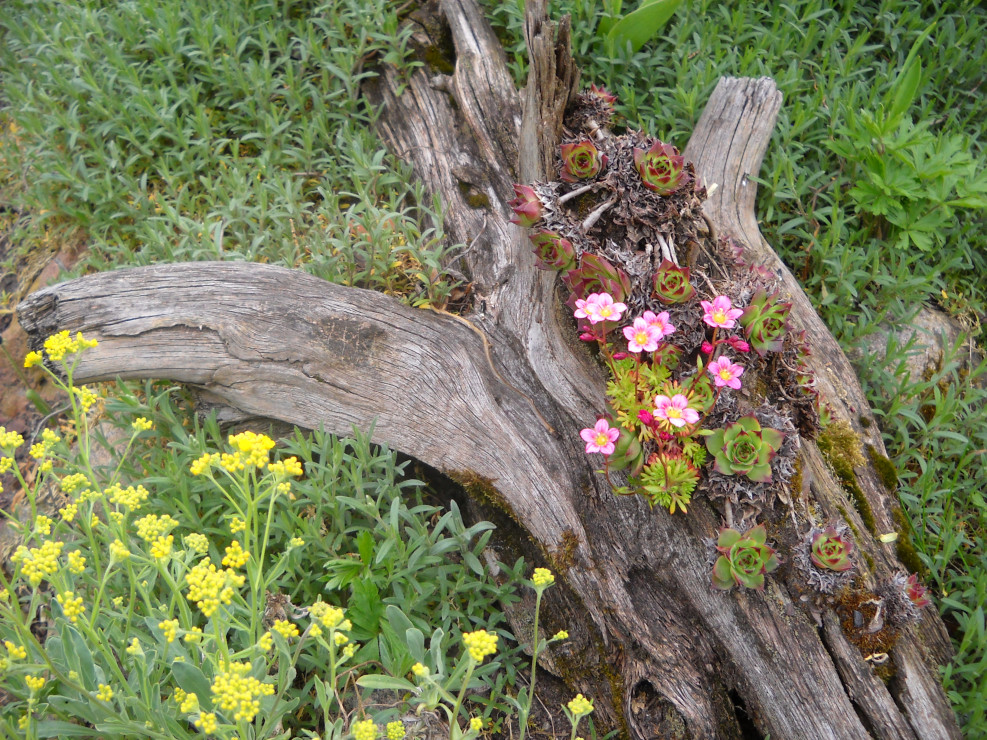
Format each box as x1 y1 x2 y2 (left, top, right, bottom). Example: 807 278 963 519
16 1 961 737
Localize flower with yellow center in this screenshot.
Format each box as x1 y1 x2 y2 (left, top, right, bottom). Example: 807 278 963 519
268 456 303 477
462 630 498 662
0 457 12 474
352 718 377 740
289 536 304 547
108 484 151 511
309 623 323 638
272 619 299 639
42 330 98 361
211 661 274 723
310 601 344 629
96 684 114 702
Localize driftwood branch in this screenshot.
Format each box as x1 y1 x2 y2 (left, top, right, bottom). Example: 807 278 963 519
16 1 960 737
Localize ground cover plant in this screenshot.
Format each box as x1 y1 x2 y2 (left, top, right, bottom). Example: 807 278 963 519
488 0 987 731
0 0 985 735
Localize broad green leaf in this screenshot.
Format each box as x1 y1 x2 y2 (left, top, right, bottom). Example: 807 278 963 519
356 674 417 692
62 624 97 691
606 0 684 56
171 661 213 709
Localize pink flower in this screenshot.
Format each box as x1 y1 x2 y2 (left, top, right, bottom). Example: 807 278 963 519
701 295 743 329
708 356 745 390
623 318 662 353
637 409 656 427
653 394 701 428
726 336 750 353
580 419 620 455
574 292 627 325
642 310 675 338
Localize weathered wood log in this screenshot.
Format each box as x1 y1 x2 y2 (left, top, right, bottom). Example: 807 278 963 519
16 0 961 737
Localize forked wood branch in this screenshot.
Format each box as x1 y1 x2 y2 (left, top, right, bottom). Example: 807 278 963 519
16 0 960 737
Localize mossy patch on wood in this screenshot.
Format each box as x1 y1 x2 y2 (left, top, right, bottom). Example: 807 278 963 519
457 179 491 209
865 444 898 492
890 506 927 576
818 422 876 534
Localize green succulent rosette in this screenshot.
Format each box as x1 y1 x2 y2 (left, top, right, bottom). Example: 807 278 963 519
652 259 696 304
705 415 784 483
712 524 780 590
810 526 854 572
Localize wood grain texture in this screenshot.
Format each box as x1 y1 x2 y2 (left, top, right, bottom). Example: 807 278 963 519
16 3 960 738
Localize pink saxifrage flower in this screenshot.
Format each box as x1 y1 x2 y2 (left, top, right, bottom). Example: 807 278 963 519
653 394 700 428
642 310 675 338
708 356 745 390
623 318 662 353
574 292 626 325
701 295 744 329
580 419 620 455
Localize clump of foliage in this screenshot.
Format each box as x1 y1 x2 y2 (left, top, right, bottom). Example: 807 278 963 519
711 524 780 591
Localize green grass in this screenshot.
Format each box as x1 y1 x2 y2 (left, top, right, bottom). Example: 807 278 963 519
2 0 986 734
488 0 987 730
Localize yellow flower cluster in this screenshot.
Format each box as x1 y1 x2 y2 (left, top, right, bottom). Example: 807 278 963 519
159 619 179 643
532 567 555 588
219 452 245 472
190 453 216 476
131 417 154 432
229 517 246 534
180 690 199 712
210 661 274 723
309 601 345 629
184 627 203 643
5 641 28 660
25 675 45 692
185 560 245 617
74 386 98 412
553 630 569 640
0 426 24 450
11 540 64 586
30 428 60 462
56 591 86 623
184 533 209 554
289 536 304 547
228 431 276 468
126 638 142 656
411 662 429 678
334 632 349 646
151 535 174 560
470 717 484 731
109 539 131 561
462 629 498 662
34 515 53 536
257 631 274 652
0 457 12 474
23 350 43 368
272 619 299 639
135 514 178 543
222 540 249 570
67 550 86 574
42 330 98 362
107 484 150 511
60 473 89 494
194 712 217 733
59 503 78 522
96 683 114 702
352 718 377 740
386 720 406 740
566 694 594 717
268 456 303 477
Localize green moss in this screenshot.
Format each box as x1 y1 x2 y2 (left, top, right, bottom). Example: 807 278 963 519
836 505 860 538
859 414 872 428
865 444 899 492
457 179 491 209
818 423 877 534
422 44 455 75
890 506 927 576
447 469 519 523
550 528 580 575
863 550 876 570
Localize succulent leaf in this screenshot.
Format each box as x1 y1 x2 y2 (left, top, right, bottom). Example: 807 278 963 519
529 230 577 272
560 140 606 182
810 526 854 572
704 415 785 483
508 183 545 227
712 524 779 591
652 259 696 304
738 289 792 356
633 140 689 195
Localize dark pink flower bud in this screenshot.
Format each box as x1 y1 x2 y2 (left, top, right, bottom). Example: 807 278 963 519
612 352 629 361
658 431 673 442
726 336 750 353
701 341 714 354
637 410 655 427
560 140 606 182
508 184 544 228
580 332 596 342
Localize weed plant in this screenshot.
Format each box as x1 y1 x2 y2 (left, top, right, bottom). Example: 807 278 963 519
0 0 460 307
487 0 987 730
